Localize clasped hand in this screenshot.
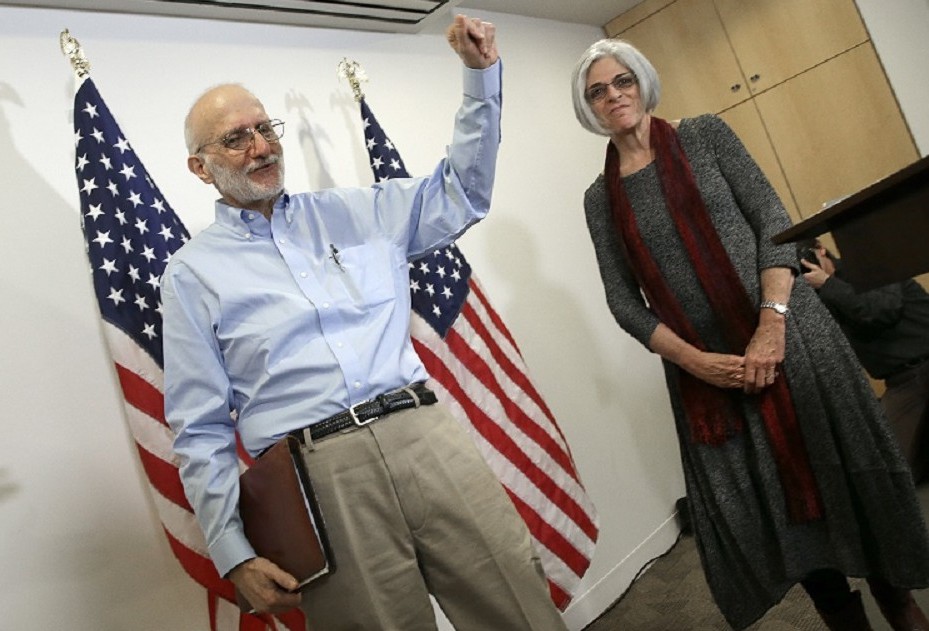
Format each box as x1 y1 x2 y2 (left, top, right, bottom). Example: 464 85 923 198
446 14 498 69
688 319 785 393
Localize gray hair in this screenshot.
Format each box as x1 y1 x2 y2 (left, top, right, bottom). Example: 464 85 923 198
571 39 661 136
183 116 199 156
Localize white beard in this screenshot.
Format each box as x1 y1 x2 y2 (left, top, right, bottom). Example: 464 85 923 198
206 154 285 207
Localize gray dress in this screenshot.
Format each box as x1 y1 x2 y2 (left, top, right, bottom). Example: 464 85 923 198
584 114 929 629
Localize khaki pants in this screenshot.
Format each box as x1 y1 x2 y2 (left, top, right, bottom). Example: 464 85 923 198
296 403 567 631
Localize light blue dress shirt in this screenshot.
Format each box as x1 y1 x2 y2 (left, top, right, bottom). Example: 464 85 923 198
162 62 502 577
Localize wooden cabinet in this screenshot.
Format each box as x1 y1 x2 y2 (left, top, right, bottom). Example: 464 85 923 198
617 0 749 119
718 100 800 222
604 0 918 220
755 42 917 218
713 0 868 95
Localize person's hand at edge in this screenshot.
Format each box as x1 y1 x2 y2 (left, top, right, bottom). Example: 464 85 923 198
801 258 830 290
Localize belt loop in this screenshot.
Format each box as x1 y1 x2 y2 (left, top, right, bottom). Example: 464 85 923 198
302 427 316 451
400 386 421 408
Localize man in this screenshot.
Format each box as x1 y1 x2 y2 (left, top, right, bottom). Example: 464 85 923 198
801 239 929 482
162 15 568 630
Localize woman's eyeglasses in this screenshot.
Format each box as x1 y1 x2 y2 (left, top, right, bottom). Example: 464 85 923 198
585 73 638 102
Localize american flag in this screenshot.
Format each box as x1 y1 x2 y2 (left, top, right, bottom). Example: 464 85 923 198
360 98 599 608
72 76 303 631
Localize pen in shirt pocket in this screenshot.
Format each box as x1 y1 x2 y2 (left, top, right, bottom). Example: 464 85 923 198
329 243 345 271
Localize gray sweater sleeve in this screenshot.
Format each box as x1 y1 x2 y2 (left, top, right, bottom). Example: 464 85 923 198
583 176 661 347
694 114 798 273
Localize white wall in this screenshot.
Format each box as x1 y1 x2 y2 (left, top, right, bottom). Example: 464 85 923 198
856 0 929 155
0 5 683 630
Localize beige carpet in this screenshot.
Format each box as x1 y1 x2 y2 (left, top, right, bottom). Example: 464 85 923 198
584 484 929 630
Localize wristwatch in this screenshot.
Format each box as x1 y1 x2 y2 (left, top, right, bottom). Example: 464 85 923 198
760 300 789 317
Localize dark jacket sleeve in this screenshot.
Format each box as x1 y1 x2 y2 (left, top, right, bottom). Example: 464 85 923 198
818 272 905 334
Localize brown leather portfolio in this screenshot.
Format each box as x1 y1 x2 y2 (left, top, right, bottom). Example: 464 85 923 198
234 435 333 612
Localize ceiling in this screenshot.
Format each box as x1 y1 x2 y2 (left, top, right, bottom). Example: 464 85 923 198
7 0 639 32
464 0 639 27
17 0 458 33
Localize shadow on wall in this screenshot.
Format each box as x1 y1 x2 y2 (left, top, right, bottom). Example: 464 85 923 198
286 88 338 191
0 79 197 625
328 86 386 187
0 79 101 347
481 213 669 404
478 213 680 481
282 83 381 192
0 469 18 504
286 83 400 191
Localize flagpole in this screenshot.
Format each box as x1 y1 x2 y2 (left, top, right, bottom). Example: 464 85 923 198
59 29 91 80
337 58 368 102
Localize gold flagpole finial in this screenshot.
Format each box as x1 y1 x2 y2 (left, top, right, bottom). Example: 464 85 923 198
59 29 91 79
337 58 368 103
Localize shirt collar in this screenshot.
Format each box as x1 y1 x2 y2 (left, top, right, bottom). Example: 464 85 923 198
213 191 291 237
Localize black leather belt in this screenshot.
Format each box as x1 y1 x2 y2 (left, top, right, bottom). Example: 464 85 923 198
292 382 437 444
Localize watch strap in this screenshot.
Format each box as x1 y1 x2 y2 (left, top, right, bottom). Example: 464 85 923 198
760 300 789 317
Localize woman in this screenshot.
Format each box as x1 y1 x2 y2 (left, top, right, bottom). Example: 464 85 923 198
573 38 929 630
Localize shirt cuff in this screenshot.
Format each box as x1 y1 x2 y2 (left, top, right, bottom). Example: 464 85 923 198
209 525 256 578
463 59 502 100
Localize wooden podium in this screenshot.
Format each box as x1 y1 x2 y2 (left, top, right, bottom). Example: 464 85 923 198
773 155 929 290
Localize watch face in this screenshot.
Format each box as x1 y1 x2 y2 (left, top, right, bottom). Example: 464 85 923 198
762 301 788 315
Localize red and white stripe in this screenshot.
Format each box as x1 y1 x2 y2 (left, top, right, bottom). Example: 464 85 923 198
102 323 304 631
410 278 599 609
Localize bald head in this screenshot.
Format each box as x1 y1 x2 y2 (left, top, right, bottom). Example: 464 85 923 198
184 83 285 217
184 84 267 155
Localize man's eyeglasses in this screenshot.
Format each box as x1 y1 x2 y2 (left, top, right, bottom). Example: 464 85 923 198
197 119 285 153
585 72 638 103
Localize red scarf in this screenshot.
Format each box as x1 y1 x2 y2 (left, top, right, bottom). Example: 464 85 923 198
604 117 823 523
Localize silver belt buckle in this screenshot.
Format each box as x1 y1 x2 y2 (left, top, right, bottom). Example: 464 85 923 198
349 400 378 427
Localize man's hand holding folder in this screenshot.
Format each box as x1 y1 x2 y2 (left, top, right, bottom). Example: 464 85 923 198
231 435 334 614
229 556 302 614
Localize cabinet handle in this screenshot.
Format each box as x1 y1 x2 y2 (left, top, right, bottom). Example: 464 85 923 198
750 74 761 82
730 83 741 92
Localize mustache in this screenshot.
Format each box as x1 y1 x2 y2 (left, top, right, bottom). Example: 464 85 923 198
247 154 281 173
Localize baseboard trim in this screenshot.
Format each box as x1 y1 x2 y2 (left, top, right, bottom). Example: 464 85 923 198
561 512 682 630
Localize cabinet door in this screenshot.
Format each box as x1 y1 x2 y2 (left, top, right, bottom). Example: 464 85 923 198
714 0 868 95
618 0 748 120
755 43 918 219
718 101 800 223
604 0 675 38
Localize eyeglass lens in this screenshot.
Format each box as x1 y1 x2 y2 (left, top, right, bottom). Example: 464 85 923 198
586 73 637 102
222 120 284 151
